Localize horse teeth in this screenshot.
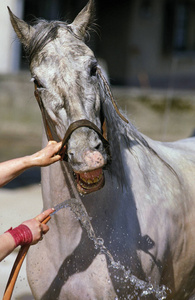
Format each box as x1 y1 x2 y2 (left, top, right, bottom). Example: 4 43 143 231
80 181 91 189
80 173 102 185
74 169 104 194
87 179 93 184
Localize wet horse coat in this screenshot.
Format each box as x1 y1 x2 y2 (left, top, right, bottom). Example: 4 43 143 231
9 1 195 299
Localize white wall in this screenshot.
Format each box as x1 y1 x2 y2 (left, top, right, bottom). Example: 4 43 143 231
0 0 24 73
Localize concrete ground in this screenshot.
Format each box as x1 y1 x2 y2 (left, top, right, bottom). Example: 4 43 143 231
0 185 42 300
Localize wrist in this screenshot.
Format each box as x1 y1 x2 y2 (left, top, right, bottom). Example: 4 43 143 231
28 153 42 167
6 224 33 247
23 154 36 168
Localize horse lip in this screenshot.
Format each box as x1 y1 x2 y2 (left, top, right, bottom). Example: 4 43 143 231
74 168 105 194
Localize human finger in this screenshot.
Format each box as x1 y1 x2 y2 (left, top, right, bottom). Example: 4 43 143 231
41 223 50 234
50 154 63 164
47 141 62 153
59 145 67 160
35 208 54 223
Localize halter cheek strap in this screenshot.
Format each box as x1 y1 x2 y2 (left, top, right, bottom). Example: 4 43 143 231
34 88 54 141
97 68 129 124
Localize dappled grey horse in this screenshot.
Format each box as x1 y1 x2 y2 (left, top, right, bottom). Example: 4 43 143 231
9 1 195 299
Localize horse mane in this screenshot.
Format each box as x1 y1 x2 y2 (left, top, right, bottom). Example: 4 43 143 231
97 68 178 185
98 67 155 150
23 20 66 63
25 14 96 64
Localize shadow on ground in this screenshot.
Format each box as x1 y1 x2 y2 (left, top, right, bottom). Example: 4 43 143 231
2 167 41 189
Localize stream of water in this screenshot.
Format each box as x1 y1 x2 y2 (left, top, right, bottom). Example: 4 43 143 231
53 198 170 299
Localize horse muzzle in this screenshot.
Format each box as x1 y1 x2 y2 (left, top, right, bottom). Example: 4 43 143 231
59 119 109 195
59 119 109 160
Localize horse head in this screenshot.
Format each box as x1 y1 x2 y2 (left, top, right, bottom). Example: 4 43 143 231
8 0 110 195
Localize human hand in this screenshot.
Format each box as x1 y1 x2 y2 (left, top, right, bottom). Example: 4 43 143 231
30 141 63 167
22 208 54 245
6 208 54 247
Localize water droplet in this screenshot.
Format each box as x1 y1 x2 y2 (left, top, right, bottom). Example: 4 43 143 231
59 197 170 299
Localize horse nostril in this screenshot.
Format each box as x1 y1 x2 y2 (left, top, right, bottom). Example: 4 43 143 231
68 149 75 160
95 142 102 151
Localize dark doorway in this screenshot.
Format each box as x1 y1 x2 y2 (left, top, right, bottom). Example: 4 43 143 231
21 0 131 85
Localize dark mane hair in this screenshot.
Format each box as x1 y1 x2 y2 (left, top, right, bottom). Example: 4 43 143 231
26 17 95 63
97 69 179 185
25 21 66 63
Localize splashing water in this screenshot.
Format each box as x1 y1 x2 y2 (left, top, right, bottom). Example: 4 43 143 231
52 198 170 299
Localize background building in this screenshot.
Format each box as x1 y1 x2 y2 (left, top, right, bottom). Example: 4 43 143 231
1 0 195 89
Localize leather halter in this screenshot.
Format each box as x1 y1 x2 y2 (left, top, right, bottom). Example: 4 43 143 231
34 89 54 141
60 119 109 161
34 86 109 161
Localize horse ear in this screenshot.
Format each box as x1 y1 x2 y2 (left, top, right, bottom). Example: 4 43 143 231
7 7 35 47
70 0 95 39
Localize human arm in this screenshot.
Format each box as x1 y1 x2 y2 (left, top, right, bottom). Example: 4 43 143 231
0 141 62 187
0 208 53 262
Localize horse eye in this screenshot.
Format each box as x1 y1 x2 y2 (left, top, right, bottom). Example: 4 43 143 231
90 64 97 77
34 79 44 89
